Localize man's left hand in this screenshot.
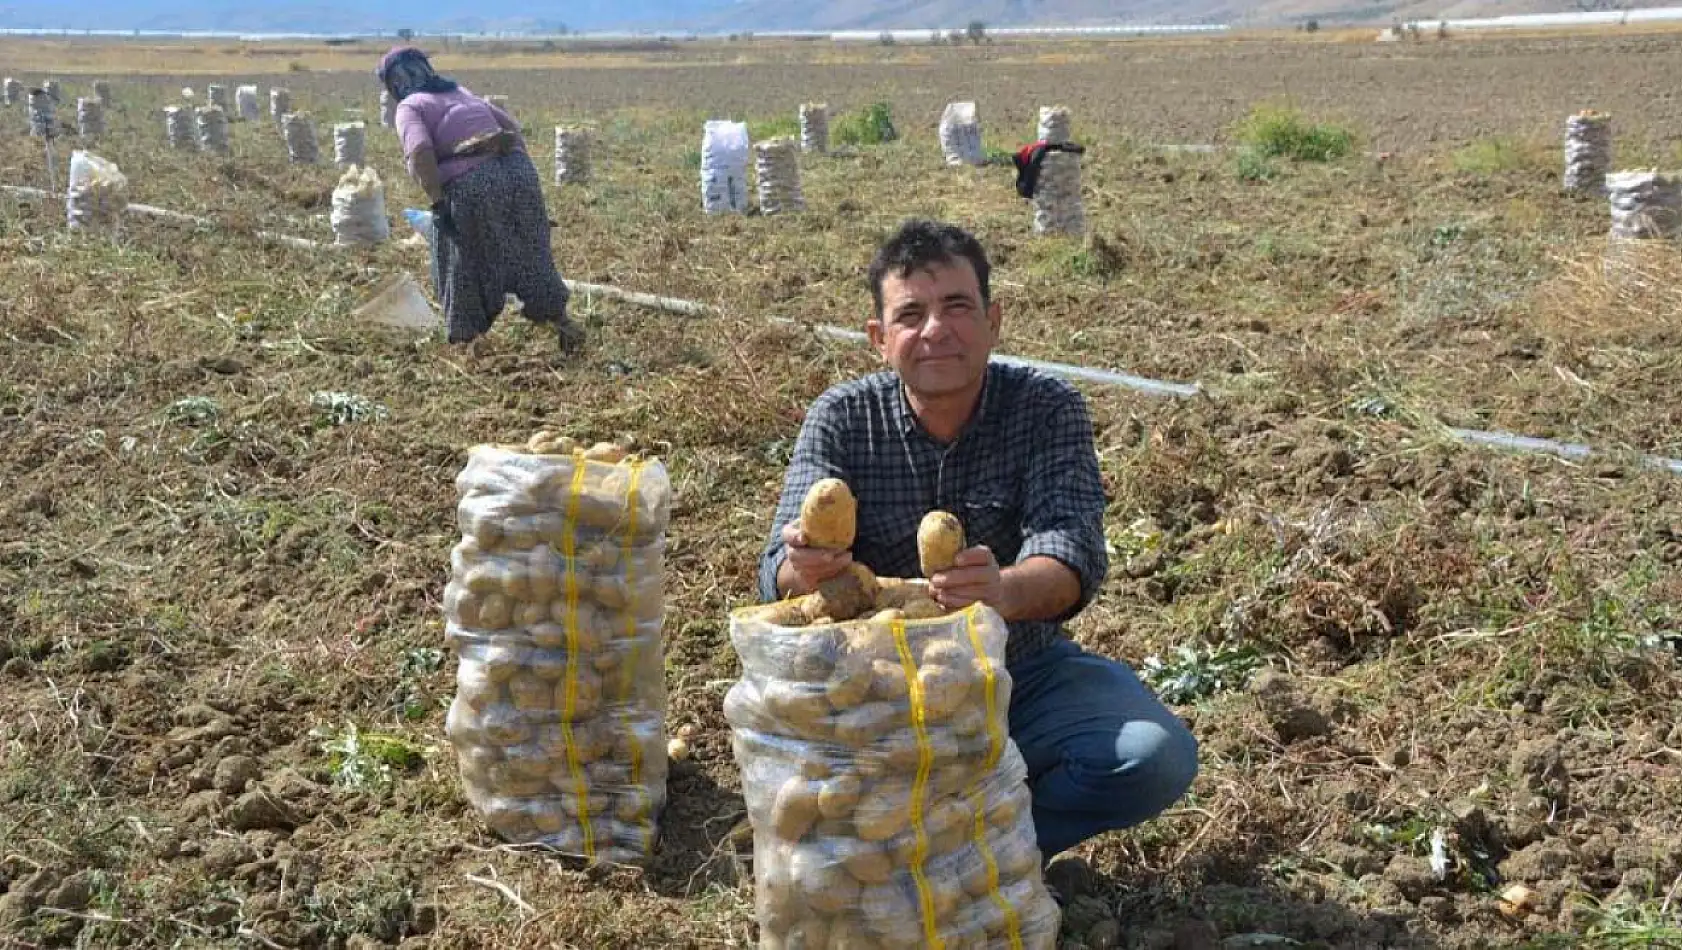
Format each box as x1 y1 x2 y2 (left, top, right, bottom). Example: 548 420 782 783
930 546 1004 612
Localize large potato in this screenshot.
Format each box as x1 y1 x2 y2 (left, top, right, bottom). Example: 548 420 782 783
831 702 898 748
948 705 987 739
508 672 556 713
799 478 856 550
877 732 924 771
834 839 893 884
817 773 862 819
544 602 605 652
919 639 970 670
464 511 505 550
586 760 630 786
529 801 571 836
826 917 878 950
790 626 843 682
553 667 603 720
446 582 483 629
991 826 1038 880
483 798 536 841
761 681 834 729
526 545 562 601
846 620 899 663
784 916 832 950
512 600 548 630
916 665 969 720
743 599 810 628
457 661 503 712
805 564 880 623
900 598 946 621
824 651 873 709
917 511 965 578
772 775 822 841
869 660 910 703
791 842 860 914
874 578 932 610
985 792 1021 829
526 648 569 681
477 593 513 630
481 643 530 683
504 516 544 551
852 786 910 842
858 883 922 948
954 845 993 899
758 845 803 930
477 703 532 746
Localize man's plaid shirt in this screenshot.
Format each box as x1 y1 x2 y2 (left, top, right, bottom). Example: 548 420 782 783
758 362 1111 667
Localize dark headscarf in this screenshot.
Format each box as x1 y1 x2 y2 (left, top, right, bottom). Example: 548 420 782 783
376 46 458 102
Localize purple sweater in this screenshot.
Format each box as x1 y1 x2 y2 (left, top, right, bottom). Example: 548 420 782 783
394 86 520 186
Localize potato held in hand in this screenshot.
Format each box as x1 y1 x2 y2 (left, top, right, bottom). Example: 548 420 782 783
918 510 965 578
799 478 856 550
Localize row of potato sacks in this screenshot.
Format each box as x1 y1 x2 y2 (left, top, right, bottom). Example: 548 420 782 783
727 485 1060 949
444 432 671 865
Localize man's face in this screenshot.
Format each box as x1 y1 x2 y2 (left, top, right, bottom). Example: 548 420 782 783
868 259 1002 400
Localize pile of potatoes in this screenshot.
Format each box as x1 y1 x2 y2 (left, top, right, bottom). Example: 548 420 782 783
443 433 671 864
725 480 1060 949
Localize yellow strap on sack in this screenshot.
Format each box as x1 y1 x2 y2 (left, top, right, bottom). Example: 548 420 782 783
557 460 596 861
616 459 652 853
963 608 1003 772
963 607 1023 948
891 618 944 950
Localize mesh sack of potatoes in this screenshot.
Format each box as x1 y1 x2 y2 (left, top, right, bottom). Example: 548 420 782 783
65 150 128 230
724 482 1059 949
329 165 391 246
443 432 671 866
727 601 1060 949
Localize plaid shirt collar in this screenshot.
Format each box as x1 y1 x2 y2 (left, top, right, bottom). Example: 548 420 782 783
890 362 999 445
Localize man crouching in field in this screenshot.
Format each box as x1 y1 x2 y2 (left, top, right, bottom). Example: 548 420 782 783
758 218 1199 888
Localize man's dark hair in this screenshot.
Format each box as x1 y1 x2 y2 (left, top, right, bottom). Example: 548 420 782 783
867 219 992 317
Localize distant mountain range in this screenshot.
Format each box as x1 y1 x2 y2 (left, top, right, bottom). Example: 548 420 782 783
0 0 1672 36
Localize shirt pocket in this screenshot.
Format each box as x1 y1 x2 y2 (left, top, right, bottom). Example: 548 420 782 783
957 495 1020 559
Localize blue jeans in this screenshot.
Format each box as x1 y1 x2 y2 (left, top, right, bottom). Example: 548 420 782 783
1008 639 1200 859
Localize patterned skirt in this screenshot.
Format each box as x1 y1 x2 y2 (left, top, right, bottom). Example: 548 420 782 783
431 150 571 343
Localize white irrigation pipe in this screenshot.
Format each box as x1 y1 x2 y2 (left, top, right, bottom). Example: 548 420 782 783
765 317 1203 398
5 182 1678 475
1448 427 1682 477
1 184 322 251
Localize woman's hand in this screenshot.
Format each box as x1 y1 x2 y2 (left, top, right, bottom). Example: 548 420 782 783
408 146 445 204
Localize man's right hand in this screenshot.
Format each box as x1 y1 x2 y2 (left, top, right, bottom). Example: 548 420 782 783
780 521 852 594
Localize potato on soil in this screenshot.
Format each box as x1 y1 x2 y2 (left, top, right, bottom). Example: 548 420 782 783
799 478 857 550
917 510 965 577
